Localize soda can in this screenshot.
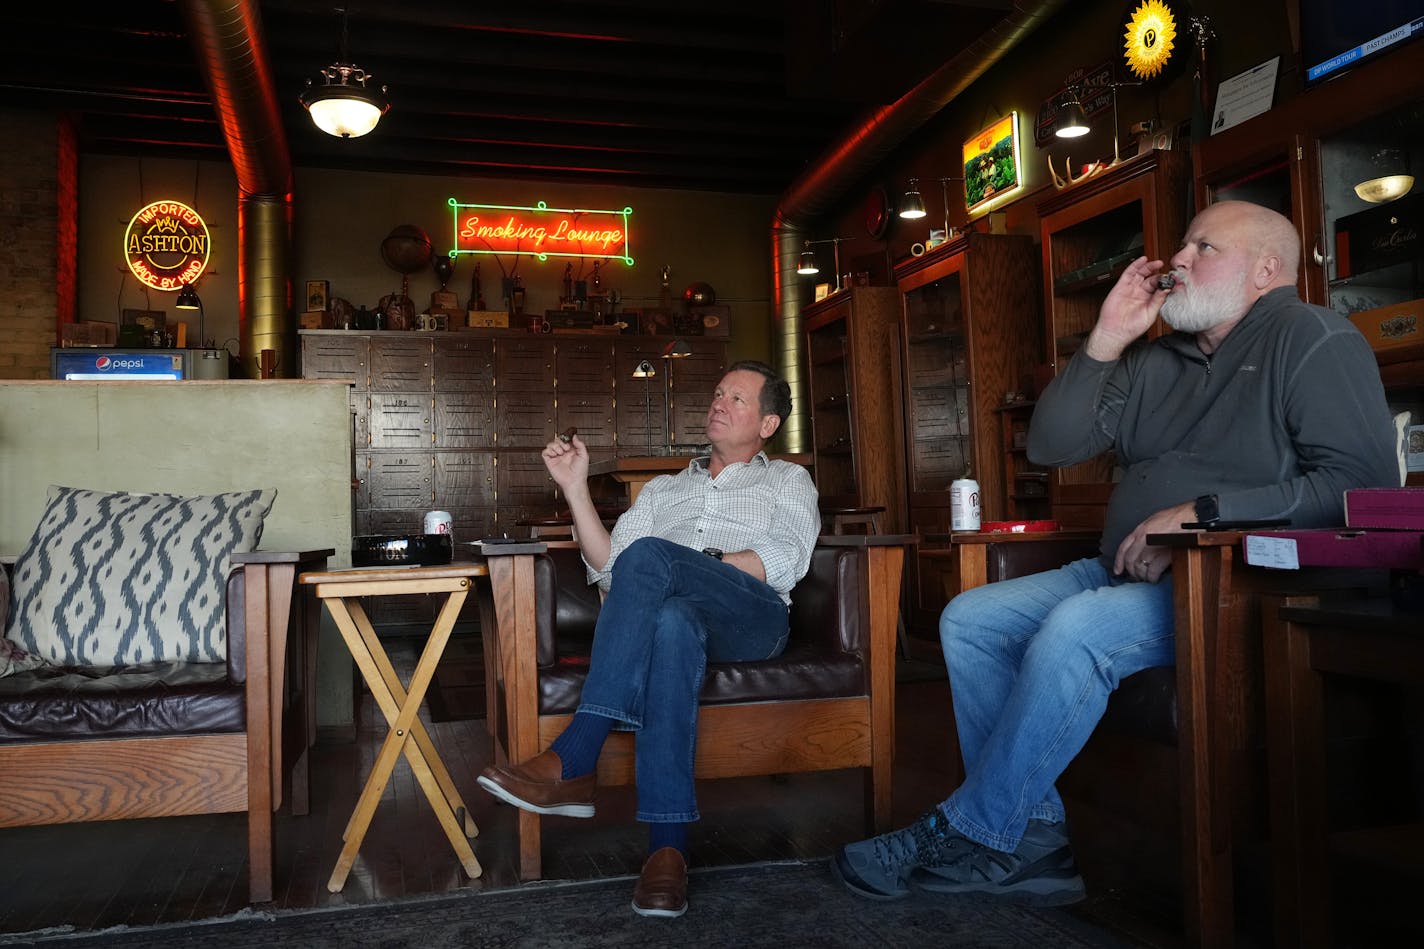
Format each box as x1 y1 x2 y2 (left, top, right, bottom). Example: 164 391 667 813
424 510 453 537
950 478 981 532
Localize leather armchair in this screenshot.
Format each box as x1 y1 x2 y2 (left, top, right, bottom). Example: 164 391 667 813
0 550 332 903
475 535 911 880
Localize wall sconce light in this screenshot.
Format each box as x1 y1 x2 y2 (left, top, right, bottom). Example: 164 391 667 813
299 7 390 138
1055 80 1141 165
1055 88 1090 139
174 284 204 350
796 238 851 289
899 180 928 219
1355 149 1415 203
900 176 964 244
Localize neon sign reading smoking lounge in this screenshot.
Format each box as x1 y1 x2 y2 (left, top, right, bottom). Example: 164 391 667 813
448 199 633 264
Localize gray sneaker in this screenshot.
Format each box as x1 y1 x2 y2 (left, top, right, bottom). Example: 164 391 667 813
832 809 974 900
910 818 1086 906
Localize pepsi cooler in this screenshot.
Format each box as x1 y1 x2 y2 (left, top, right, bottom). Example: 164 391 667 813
50 348 230 380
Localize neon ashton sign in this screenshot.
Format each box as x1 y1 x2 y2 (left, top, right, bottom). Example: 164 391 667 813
448 199 633 265
124 200 211 291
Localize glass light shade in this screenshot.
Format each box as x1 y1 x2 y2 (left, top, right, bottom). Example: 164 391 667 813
300 66 390 138
797 250 819 275
899 188 927 219
1354 174 1414 203
304 93 386 138
1056 99 1090 138
632 359 657 379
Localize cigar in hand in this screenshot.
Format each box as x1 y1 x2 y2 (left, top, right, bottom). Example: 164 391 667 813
558 427 578 444
1156 271 1179 291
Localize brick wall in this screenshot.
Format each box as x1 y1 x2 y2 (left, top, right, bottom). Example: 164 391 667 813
0 109 73 380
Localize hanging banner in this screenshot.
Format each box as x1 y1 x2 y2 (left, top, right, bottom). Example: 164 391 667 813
124 200 211 291
447 199 633 265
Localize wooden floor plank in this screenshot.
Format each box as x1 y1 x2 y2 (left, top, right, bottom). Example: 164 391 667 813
0 638 1188 946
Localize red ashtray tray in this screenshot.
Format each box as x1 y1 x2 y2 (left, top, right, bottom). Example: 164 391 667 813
979 520 1061 534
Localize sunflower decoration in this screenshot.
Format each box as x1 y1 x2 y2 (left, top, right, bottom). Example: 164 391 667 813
1123 0 1179 81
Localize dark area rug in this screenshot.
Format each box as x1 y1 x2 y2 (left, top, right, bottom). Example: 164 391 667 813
5 860 1129 948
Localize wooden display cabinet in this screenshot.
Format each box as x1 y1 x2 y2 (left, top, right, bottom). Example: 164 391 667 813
996 399 1051 521
893 232 1041 635
1195 39 1424 484
1036 148 1190 528
802 286 904 531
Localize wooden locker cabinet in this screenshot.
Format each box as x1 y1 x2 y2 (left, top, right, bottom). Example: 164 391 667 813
301 328 727 629
614 339 669 451
801 286 905 532
663 341 725 447
893 232 1041 635
1036 148 1189 529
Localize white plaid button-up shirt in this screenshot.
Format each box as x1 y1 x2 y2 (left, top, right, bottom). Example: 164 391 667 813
587 451 819 604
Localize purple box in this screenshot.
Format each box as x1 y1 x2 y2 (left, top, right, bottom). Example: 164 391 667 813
1345 488 1424 530
1243 528 1424 570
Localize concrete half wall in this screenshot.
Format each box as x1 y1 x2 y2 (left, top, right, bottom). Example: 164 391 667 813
0 379 355 727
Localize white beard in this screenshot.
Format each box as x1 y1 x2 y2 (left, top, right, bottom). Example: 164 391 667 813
1160 269 1249 333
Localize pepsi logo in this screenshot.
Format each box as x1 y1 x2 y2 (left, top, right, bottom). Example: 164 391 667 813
96 357 111 369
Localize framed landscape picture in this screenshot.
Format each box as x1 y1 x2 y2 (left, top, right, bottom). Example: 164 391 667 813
963 112 1024 215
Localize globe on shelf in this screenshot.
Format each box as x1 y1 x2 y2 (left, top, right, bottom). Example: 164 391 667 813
380 225 433 274
683 282 716 306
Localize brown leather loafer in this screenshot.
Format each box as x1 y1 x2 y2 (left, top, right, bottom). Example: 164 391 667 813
476 748 596 818
631 846 688 918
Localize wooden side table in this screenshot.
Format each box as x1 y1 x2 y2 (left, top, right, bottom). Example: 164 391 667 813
300 561 488 892
1260 595 1424 949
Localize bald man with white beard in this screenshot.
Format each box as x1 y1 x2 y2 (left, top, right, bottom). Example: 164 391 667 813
833 200 1399 906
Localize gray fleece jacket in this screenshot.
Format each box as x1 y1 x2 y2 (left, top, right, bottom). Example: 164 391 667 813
1028 286 1399 565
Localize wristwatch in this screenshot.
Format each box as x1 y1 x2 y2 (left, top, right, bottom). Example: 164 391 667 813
701 547 724 560
1194 494 1220 525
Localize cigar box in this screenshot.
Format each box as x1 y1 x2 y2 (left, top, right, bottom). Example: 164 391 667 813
1345 487 1424 530
467 310 508 328
1243 527 1424 570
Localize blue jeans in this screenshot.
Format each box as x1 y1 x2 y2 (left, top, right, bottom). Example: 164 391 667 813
938 557 1176 851
576 537 790 823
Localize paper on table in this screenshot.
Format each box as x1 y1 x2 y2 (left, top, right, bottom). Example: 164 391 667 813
1244 534 1299 570
1211 56 1280 135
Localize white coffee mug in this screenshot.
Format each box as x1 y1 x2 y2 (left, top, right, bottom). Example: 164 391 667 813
424 510 453 536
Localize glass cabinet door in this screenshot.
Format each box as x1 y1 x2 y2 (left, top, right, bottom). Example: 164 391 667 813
902 268 971 499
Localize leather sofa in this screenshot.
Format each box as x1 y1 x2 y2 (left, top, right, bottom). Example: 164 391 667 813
475 535 910 879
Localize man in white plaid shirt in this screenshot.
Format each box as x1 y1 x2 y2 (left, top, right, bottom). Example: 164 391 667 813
478 360 819 918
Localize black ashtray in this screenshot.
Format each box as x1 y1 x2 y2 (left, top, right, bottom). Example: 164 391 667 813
352 534 453 567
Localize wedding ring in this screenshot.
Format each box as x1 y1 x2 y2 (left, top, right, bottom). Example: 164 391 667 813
1139 559 1149 566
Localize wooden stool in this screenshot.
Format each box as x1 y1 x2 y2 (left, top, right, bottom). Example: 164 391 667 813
819 505 910 658
516 515 575 540
822 504 886 535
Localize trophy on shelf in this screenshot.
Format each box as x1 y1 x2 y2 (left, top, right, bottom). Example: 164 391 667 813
429 253 460 325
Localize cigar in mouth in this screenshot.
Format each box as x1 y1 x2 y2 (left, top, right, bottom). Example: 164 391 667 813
558 427 578 444
1157 271 1180 291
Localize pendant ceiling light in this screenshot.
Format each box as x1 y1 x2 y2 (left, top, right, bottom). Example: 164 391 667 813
299 7 390 139
1354 149 1414 203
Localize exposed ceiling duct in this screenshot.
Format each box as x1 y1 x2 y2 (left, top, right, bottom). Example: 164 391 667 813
178 0 293 378
170 0 1064 391
770 0 1068 453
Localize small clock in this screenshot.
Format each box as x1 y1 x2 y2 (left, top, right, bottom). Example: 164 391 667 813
863 184 892 240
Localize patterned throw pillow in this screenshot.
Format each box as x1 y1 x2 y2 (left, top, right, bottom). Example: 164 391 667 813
1 567 47 677
3 486 276 666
